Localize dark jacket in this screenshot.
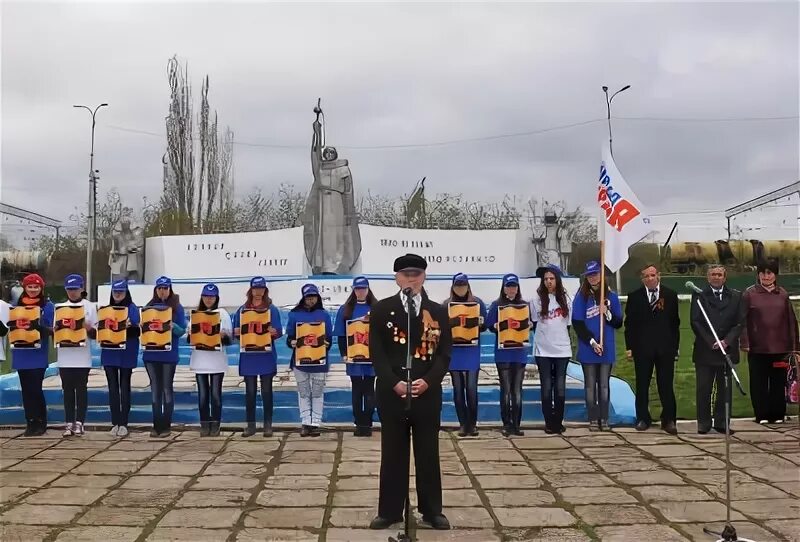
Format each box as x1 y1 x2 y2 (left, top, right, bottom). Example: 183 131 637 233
369 292 452 408
624 285 680 359
690 285 743 366
740 284 800 354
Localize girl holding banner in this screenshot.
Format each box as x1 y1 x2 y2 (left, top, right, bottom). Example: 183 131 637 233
188 284 232 437
287 284 332 437
485 273 530 437
571 261 623 431
334 276 378 437
56 274 97 437
234 277 283 437
142 276 186 437
99 279 140 438
442 273 487 437
10 274 54 436
531 265 573 435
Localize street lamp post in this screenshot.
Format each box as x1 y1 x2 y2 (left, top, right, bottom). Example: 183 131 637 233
602 85 630 293
73 103 108 301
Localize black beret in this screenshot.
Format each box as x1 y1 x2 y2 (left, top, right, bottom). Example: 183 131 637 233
393 253 427 272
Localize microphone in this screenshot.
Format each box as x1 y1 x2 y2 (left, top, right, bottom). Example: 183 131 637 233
402 287 413 296
685 281 703 294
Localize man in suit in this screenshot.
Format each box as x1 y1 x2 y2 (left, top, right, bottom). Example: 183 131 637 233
369 253 452 531
624 264 681 434
690 264 743 434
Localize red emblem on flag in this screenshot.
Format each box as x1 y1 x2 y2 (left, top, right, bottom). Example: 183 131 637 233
354 331 369 345
509 319 520 330
63 318 75 330
150 320 163 332
105 318 117 331
200 322 212 335
17 318 30 330
303 335 317 347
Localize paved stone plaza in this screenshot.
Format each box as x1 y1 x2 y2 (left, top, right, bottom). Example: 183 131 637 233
0 420 797 542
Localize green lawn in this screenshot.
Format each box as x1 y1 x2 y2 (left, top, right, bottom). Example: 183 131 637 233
611 300 799 420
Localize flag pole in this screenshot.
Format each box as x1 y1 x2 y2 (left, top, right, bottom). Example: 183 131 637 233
599 239 605 349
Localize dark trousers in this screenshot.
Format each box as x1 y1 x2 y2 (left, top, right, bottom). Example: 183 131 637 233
18 368 47 425
748 352 788 422
196 373 224 423
377 385 443 520
633 353 677 423
536 357 569 430
244 374 274 425
497 363 525 429
581 363 611 422
350 376 376 428
450 370 478 430
145 362 177 432
104 367 132 427
695 364 728 431
60 368 90 424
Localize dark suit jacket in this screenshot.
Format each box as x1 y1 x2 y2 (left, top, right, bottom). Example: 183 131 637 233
624 285 680 359
690 285 743 366
369 293 452 406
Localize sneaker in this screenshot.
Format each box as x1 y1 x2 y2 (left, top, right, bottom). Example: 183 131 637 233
773 418 785 424
63 423 74 437
117 426 129 438
110 426 119 437
73 421 85 436
758 419 769 425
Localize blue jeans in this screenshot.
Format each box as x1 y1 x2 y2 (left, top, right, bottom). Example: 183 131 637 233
196 373 224 423
145 362 176 432
581 363 612 422
536 357 569 430
450 370 479 430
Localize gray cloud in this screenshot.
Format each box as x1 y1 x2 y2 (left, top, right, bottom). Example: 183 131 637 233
1 1 797 243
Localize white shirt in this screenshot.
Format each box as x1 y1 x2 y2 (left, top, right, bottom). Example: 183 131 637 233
399 291 422 316
56 299 98 368
647 284 661 302
0 300 10 362
189 308 232 374
530 293 573 358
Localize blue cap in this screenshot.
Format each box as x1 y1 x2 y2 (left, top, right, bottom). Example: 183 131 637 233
502 273 519 286
64 274 84 290
453 273 469 285
111 279 129 292
155 276 172 287
250 276 267 288
352 276 369 288
536 264 563 279
583 261 602 276
302 283 320 297
201 283 219 297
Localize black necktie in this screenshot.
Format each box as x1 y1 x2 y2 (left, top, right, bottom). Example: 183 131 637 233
648 289 657 310
408 297 416 316
714 289 723 301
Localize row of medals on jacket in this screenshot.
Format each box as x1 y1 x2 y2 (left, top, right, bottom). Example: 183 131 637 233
387 310 439 361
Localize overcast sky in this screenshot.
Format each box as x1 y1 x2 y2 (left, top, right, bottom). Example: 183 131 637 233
2 1 798 242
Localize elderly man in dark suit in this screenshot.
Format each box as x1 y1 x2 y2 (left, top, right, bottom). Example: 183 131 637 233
368 253 452 531
624 264 681 434
691 265 743 434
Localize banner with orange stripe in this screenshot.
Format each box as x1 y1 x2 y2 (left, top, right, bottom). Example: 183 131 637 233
8 306 41 349
240 309 273 353
190 310 222 351
54 304 87 348
97 306 129 350
448 302 480 346
345 317 370 363
498 304 531 349
141 307 173 351
296 322 326 366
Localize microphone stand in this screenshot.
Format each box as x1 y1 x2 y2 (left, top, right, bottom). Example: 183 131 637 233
390 291 414 542
692 292 754 542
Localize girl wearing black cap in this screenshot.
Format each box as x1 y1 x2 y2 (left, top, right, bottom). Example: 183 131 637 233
100 280 140 438
234 277 283 437
188 283 232 437
442 273 487 437
287 284 332 437
531 265 572 434
571 261 623 431
142 276 187 437
334 276 378 436
485 273 529 436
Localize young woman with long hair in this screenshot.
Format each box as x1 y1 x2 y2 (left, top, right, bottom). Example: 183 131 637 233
442 273 486 437
287 284 332 437
234 276 283 437
485 273 529 436
531 265 572 434
334 276 378 436
571 261 623 431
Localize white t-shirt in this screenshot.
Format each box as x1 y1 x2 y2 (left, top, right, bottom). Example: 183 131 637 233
56 299 98 368
189 308 232 374
0 300 10 362
530 293 573 358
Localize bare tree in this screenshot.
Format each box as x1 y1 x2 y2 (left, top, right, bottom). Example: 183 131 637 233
164 55 194 233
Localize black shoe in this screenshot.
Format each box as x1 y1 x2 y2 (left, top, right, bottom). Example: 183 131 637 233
661 421 678 435
369 516 403 530
457 426 468 438
422 514 451 530
242 424 256 438
353 426 363 437
512 427 524 436
599 420 611 431
263 423 273 438
588 421 600 432
544 426 555 435
309 426 321 437
468 426 479 437
363 427 373 437
558 425 566 434
149 428 161 438
31 420 47 436
697 426 711 435
501 426 511 437
300 425 310 437
200 422 211 437
635 420 650 431
713 426 734 435
209 422 221 437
